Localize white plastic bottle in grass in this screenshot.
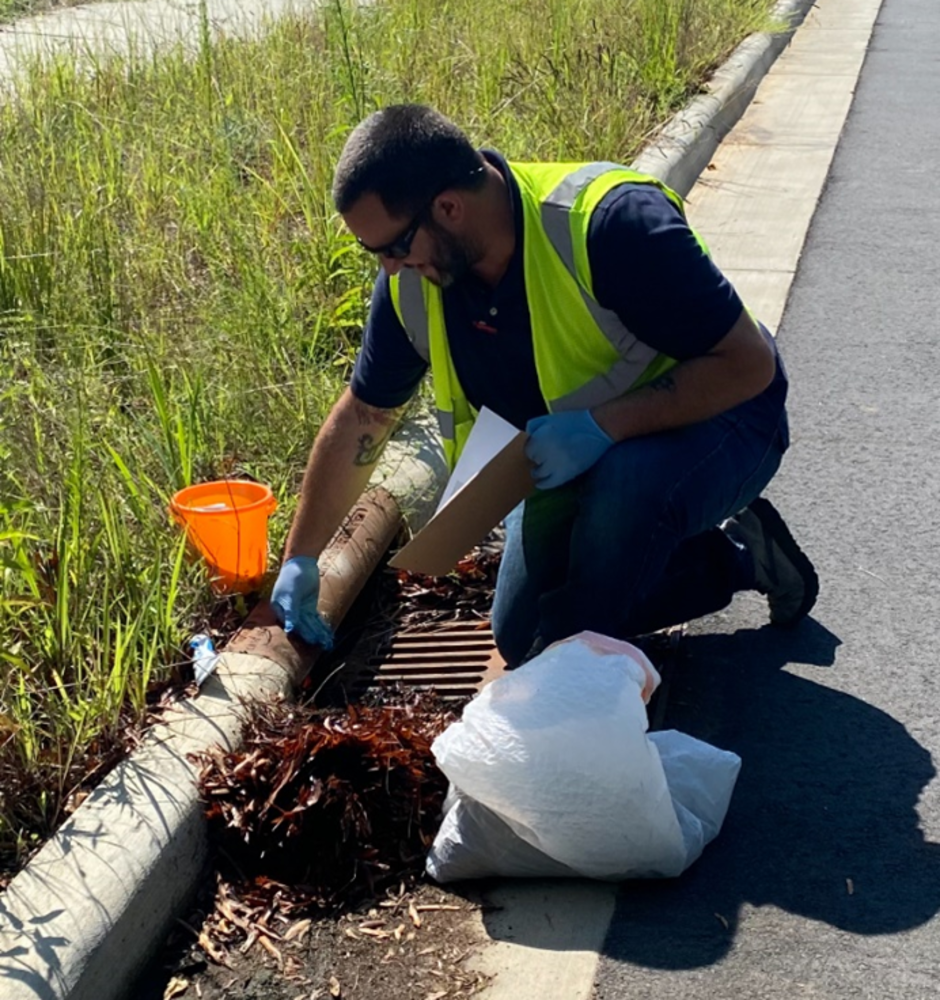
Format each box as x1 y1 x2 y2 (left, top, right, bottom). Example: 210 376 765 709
189 634 220 687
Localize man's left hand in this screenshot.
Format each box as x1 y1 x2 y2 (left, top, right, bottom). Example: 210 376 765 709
525 410 614 490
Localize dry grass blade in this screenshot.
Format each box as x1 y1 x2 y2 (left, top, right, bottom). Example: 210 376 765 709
163 978 189 999
358 926 390 939
197 930 231 968
284 918 313 942
258 934 284 966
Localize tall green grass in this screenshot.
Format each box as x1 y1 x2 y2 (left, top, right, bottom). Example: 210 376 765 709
0 0 776 872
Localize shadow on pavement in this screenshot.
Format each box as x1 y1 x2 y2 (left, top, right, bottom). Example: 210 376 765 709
600 617 940 968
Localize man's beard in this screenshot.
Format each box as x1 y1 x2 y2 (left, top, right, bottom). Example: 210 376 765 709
424 222 483 289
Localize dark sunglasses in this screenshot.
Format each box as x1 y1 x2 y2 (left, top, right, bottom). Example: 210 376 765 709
356 209 427 260
355 166 486 260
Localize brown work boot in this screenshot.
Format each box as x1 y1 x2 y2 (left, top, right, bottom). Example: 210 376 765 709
723 497 819 627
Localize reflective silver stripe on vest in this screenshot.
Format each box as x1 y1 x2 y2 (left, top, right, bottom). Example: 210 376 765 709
437 408 455 440
397 268 430 362
541 162 662 408
540 161 626 265
549 357 655 412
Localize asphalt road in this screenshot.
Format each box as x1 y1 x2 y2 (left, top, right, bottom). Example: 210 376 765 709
595 0 940 995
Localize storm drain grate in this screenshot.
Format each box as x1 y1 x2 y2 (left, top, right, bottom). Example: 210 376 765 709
360 622 507 700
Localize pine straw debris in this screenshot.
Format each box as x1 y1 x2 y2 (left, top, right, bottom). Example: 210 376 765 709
393 543 502 632
177 877 490 998
190 690 458 915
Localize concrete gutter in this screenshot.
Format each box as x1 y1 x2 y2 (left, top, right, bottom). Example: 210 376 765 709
0 1 815 995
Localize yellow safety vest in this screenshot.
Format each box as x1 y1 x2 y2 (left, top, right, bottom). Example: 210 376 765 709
390 161 705 468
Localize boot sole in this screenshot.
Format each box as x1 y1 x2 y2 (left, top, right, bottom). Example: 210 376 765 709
749 497 820 627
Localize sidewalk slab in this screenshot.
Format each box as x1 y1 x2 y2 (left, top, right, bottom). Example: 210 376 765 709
715 269 796 333
693 144 839 271
732 72 857 145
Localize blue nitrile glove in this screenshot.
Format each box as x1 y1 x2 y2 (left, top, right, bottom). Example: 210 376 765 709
525 410 615 490
271 555 335 650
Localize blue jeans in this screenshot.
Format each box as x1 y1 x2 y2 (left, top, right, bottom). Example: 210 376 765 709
491 385 789 666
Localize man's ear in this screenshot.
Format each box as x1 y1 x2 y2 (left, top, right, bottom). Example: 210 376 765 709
433 191 465 226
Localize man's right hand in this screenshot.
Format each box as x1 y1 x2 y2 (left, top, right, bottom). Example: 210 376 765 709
271 556 335 649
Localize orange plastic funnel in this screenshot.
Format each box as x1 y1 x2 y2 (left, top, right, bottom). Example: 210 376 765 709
169 480 277 595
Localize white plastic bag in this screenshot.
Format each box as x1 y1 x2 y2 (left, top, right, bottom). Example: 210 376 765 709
649 730 741 871
426 631 741 882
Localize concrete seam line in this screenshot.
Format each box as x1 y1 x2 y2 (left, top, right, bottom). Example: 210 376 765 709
630 0 817 196
0 4 813 996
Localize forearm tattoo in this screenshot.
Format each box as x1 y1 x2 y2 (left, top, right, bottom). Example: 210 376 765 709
648 374 677 393
352 401 405 467
354 430 392 466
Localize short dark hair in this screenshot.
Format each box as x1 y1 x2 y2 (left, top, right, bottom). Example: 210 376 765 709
332 104 486 217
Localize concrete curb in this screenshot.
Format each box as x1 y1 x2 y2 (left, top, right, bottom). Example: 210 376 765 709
0 429 446 1000
631 0 816 197
0 3 815 996
0 653 294 1000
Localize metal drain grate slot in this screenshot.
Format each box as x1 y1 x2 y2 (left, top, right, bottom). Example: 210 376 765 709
387 635 495 650
373 653 493 667
379 667 486 684
381 645 494 658
361 623 507 700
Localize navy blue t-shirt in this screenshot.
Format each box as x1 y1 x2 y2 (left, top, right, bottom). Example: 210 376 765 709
350 151 783 429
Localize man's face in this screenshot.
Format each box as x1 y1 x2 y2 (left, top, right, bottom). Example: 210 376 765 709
420 219 479 289
343 192 481 288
